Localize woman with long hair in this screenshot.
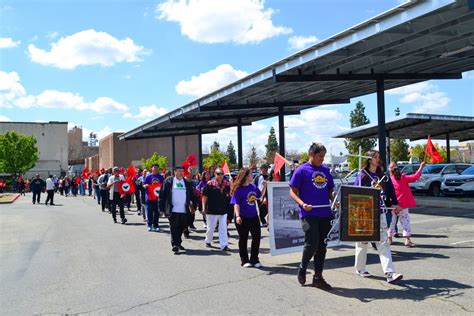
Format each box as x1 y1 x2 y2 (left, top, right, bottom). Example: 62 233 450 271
230 168 262 268
354 150 403 283
389 161 425 247
197 171 211 228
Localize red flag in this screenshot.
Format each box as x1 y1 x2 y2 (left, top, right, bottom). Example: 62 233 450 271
119 167 125 175
94 169 100 176
186 154 197 166
147 183 161 201
118 179 135 195
274 153 286 180
162 168 167 175
221 161 231 175
126 165 136 180
81 167 89 180
425 136 444 163
75 178 81 185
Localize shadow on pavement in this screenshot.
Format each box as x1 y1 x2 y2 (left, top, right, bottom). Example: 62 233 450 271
330 278 473 303
411 207 474 219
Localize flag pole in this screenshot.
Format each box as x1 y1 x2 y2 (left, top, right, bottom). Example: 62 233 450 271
423 135 429 163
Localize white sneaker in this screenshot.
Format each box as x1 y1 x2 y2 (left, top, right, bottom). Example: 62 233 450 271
356 270 372 278
147 226 152 232
242 263 252 268
386 272 403 283
154 227 160 232
253 262 263 268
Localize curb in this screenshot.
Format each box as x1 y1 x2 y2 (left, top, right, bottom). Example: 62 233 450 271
0 193 20 204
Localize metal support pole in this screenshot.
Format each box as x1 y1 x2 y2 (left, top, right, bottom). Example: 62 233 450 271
278 105 286 182
376 79 388 172
198 130 203 173
446 133 451 163
171 135 176 168
237 118 243 169
386 131 391 165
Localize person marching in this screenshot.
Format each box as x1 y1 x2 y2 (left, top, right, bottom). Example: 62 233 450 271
230 168 263 268
144 164 164 232
389 161 426 247
159 166 198 254
196 171 211 229
97 169 109 212
202 168 231 251
45 175 55 205
289 142 335 290
30 174 46 204
254 164 270 227
133 168 143 215
107 167 127 224
354 150 403 283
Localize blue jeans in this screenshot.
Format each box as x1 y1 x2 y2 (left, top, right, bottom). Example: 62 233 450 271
147 200 159 228
94 187 101 204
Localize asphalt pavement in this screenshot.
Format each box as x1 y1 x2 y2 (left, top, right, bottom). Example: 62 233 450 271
1 193 473 315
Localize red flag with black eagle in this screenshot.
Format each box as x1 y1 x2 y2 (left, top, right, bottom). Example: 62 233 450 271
147 183 161 201
118 179 135 195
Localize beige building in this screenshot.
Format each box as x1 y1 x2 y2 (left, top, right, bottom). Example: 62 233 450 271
0 121 68 178
68 126 99 165
98 133 199 169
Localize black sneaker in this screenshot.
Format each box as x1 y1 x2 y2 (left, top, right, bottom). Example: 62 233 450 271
113 218 117 223
312 275 332 291
205 243 212 248
184 230 190 239
178 245 185 251
298 267 306 286
121 218 127 225
222 246 230 251
172 246 179 254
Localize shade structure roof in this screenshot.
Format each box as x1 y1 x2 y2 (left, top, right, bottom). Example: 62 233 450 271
120 0 474 140
333 113 474 142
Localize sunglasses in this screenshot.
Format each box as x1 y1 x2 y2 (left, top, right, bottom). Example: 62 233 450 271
216 172 224 176
391 168 399 171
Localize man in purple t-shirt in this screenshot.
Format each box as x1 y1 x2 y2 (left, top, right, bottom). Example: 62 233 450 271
144 164 165 232
289 142 335 291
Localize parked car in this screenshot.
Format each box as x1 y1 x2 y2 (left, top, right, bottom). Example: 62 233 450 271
400 164 420 175
441 165 474 196
409 163 472 196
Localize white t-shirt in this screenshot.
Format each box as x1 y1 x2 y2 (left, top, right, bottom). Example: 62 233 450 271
46 178 54 191
108 174 125 199
171 177 187 213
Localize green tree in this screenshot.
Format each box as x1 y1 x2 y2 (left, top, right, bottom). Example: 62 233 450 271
0 131 40 177
211 141 220 152
226 140 237 166
344 101 376 169
299 152 309 163
142 152 168 170
203 149 228 168
265 127 279 163
248 146 259 167
389 107 410 163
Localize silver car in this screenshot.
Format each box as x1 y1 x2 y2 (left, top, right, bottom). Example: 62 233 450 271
409 163 472 197
441 165 474 196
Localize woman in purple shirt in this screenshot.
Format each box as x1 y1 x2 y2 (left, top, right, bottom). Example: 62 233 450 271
230 168 262 268
289 142 335 291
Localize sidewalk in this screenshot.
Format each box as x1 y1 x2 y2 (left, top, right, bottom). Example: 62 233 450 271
0 193 20 204
415 195 474 210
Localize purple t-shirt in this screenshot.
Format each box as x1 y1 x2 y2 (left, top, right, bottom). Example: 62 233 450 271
289 162 334 219
230 184 261 218
144 173 164 185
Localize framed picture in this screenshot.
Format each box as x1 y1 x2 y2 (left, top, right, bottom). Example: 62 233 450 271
340 185 380 242
267 182 343 256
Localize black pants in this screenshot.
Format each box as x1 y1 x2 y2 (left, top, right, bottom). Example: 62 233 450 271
169 212 187 247
45 190 54 205
300 216 332 273
32 191 41 204
258 201 268 225
124 194 131 209
135 190 142 211
147 200 159 228
110 192 125 221
235 216 261 265
100 190 109 211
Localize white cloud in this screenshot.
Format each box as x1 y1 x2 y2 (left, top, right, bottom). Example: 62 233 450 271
0 37 21 48
0 115 12 122
288 35 318 50
156 0 292 44
0 70 129 113
176 64 248 97
387 82 451 113
46 31 59 39
28 29 149 69
0 71 26 107
123 104 169 122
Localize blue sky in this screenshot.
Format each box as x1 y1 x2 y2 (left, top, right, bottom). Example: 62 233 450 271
1 0 473 158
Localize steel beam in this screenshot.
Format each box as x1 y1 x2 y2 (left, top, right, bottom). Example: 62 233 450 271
198 129 203 173
376 79 388 171
274 73 462 82
237 118 243 169
170 110 301 123
278 105 286 182
199 99 350 112
143 122 252 133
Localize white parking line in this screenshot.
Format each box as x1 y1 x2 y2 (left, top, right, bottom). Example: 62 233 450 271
411 213 474 224
450 240 474 245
